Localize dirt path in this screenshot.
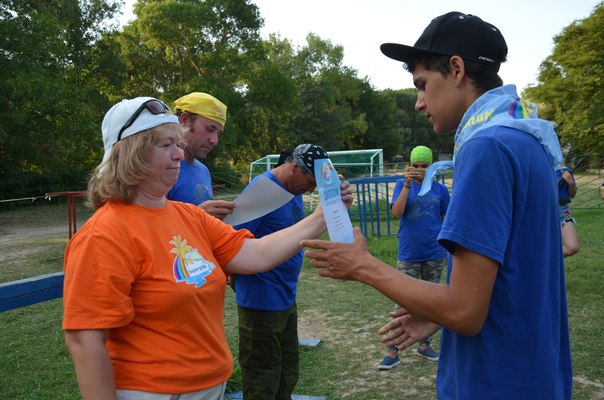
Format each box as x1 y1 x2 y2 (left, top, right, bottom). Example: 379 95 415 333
0 220 69 274
0 225 66 244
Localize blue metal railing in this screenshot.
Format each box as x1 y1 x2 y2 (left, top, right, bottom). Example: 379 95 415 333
0 272 64 312
350 174 448 238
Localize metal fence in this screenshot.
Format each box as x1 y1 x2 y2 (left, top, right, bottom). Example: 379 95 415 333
1 157 602 311
1 157 601 241
344 158 604 238
555 153 604 209
55 159 603 241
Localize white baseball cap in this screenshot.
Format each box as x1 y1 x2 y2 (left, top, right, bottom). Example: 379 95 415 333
101 97 179 164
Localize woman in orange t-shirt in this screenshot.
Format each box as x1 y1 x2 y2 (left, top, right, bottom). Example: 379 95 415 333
62 97 352 400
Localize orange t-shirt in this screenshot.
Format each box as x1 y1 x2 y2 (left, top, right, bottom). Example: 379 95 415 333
62 201 253 393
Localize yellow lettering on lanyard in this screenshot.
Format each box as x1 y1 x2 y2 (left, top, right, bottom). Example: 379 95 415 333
463 109 494 130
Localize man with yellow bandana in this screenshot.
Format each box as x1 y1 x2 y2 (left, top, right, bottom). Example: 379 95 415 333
167 92 236 219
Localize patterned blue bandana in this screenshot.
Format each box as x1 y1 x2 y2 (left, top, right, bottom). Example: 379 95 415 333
419 85 562 196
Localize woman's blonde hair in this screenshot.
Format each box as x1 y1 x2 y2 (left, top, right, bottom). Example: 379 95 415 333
87 124 182 209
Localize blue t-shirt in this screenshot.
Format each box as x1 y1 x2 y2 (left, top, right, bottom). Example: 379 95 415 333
556 166 574 205
391 179 449 262
167 159 214 205
436 126 572 399
234 172 305 311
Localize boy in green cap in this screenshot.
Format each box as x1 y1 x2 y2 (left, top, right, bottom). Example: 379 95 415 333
378 145 450 369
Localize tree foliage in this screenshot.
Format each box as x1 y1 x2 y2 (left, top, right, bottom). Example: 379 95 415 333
389 89 454 160
103 0 267 171
235 35 300 162
0 0 120 198
115 0 264 98
2 0 599 199
524 2 604 155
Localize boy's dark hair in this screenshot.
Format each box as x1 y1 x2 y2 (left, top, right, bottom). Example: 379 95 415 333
405 53 503 93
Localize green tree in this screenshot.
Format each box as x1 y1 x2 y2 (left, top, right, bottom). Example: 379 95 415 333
0 0 120 198
90 6 414 171
236 35 300 161
230 32 376 161
385 89 453 161
100 0 266 171
116 0 263 97
524 2 604 155
355 83 401 161
289 34 368 151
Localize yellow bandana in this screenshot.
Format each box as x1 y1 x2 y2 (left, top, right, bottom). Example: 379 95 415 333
174 92 227 127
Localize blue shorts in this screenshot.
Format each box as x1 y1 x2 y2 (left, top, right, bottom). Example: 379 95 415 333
559 203 575 226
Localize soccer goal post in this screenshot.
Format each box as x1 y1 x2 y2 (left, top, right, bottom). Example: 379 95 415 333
249 149 384 183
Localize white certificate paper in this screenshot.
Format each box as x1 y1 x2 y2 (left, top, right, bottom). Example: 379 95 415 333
223 174 294 226
314 158 354 243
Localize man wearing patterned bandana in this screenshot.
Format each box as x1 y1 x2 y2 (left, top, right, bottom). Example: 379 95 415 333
302 11 571 400
234 144 328 400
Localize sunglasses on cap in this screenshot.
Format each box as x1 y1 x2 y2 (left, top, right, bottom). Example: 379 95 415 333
117 99 171 141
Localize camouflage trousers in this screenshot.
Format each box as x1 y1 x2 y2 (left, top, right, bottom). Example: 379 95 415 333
238 304 299 400
394 258 447 346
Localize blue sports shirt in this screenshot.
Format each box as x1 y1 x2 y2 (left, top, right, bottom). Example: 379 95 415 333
436 126 572 399
234 172 305 311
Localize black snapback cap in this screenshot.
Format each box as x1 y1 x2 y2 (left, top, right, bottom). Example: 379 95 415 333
381 11 508 72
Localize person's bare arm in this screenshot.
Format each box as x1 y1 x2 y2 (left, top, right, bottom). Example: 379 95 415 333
392 169 422 218
226 180 353 274
391 180 411 219
302 228 498 335
226 210 325 274
64 329 116 400
562 171 577 198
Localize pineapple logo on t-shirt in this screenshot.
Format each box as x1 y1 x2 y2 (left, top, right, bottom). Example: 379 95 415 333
170 235 215 287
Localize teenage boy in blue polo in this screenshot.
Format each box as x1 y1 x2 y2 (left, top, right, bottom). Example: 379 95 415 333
302 12 571 399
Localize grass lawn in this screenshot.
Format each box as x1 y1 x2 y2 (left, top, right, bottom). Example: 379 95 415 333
0 203 602 399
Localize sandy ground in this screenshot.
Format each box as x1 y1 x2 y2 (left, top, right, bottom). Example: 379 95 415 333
0 224 67 264
3 218 602 398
